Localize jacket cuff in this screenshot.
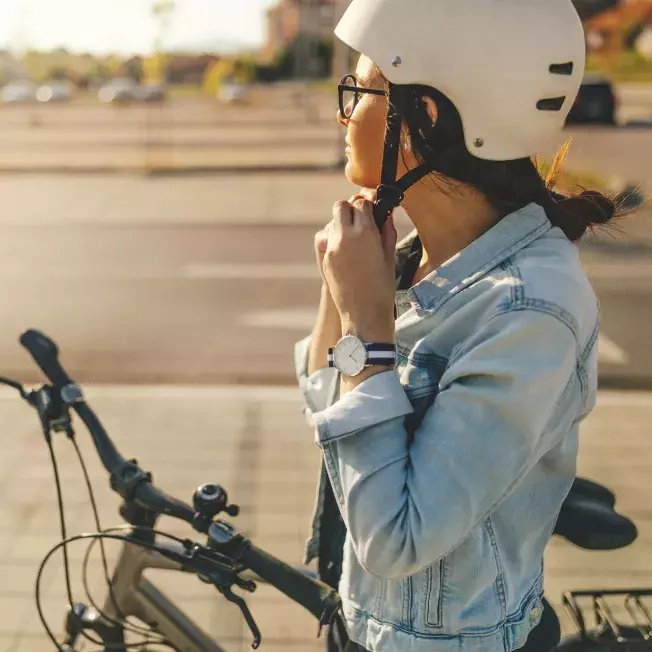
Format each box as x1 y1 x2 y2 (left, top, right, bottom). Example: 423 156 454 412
294 336 311 381
313 370 413 445
294 336 339 420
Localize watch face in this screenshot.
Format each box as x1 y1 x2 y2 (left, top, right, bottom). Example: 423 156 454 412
333 335 367 376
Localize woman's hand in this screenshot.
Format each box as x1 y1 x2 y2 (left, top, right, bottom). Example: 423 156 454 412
308 190 378 375
323 198 397 343
314 188 378 282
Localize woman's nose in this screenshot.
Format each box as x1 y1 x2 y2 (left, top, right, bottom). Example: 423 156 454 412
336 109 349 127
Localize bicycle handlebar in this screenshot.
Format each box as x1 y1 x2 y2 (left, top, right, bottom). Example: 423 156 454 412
21 329 126 470
20 329 72 387
131 479 195 524
74 403 125 472
20 329 196 526
19 328 341 625
239 542 340 625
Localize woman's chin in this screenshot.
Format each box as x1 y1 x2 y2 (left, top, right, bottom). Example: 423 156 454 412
344 161 379 189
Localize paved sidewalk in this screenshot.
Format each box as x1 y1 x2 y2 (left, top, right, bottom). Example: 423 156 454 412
0 386 649 651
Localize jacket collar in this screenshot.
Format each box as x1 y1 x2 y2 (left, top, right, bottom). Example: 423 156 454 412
409 203 551 312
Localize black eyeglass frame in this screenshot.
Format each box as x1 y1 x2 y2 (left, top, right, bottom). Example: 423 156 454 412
338 74 386 119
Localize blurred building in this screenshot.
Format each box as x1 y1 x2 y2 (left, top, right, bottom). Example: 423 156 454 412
166 54 219 84
264 0 336 62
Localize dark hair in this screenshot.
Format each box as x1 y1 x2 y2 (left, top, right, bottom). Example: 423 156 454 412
394 83 625 242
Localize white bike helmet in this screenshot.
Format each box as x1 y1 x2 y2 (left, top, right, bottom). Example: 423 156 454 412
334 0 587 226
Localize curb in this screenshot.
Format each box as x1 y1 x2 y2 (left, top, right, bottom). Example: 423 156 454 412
597 375 652 391
7 371 650 391
146 160 347 177
0 161 348 177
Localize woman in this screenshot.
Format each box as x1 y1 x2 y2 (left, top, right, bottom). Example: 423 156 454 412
295 1 618 650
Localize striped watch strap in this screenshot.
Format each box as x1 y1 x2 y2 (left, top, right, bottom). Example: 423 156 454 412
327 342 396 368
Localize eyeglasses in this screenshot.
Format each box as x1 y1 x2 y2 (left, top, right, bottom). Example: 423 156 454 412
338 74 386 119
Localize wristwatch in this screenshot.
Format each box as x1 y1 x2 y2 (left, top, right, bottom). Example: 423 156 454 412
328 335 396 377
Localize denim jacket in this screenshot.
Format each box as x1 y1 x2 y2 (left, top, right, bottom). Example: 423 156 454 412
294 203 599 652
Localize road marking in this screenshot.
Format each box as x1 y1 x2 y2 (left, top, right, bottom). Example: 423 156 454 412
598 334 629 365
184 263 319 280
240 309 630 368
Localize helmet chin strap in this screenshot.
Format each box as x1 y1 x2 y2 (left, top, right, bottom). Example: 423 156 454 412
372 83 436 230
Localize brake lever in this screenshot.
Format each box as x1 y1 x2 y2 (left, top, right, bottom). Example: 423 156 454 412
0 376 31 401
217 584 262 649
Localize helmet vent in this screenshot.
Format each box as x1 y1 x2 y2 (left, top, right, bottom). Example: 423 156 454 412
536 96 565 111
549 62 574 76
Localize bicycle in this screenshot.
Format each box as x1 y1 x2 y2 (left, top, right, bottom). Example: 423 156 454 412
549 477 651 650
2 328 650 651
2 329 340 651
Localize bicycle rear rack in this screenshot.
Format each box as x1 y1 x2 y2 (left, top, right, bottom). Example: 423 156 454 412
562 589 652 648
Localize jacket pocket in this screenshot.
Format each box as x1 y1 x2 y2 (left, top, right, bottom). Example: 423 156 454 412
397 350 448 442
424 560 444 628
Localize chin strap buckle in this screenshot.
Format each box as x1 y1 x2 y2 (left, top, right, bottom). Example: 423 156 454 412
373 184 405 229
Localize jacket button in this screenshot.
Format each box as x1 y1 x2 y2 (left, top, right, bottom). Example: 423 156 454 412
529 605 541 622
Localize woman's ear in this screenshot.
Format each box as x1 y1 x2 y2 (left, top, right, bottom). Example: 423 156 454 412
423 96 438 125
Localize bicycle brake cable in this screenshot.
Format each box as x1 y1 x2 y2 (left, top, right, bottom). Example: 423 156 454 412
70 436 169 640
37 532 187 651
45 431 174 649
80 525 196 642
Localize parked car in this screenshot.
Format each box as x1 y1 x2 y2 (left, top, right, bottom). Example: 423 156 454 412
36 81 72 103
566 74 617 125
1 80 37 104
132 83 166 103
98 78 138 103
98 78 166 104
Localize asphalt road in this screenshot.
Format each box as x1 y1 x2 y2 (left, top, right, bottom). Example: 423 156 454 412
0 91 648 386
0 172 648 386
561 125 652 187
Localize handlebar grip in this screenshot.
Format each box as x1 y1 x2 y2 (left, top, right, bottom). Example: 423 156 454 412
20 329 72 387
240 543 341 624
19 329 197 528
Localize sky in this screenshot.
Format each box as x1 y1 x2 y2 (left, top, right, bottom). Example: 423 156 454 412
0 0 279 55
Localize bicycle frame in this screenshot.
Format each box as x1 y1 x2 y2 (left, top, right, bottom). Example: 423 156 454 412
71 531 226 652
110 535 226 651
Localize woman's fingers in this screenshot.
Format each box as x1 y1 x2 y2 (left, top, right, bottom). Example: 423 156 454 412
315 230 328 253
332 200 354 238
381 214 398 261
350 199 376 231
348 188 377 210
356 187 378 202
